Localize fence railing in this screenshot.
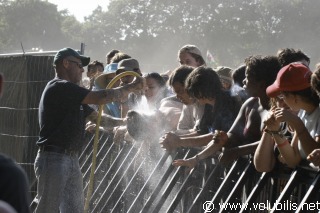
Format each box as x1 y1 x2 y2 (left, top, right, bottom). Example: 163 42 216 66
79 131 320 213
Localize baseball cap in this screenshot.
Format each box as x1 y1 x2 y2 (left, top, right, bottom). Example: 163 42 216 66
266 63 312 97
94 63 118 89
53 47 90 67
116 58 140 75
178 44 202 57
216 66 233 84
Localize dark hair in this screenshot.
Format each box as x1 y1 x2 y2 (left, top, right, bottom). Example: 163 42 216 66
311 63 320 97
285 87 320 106
231 64 246 87
245 55 281 87
107 49 119 58
188 67 241 133
168 65 194 86
277 48 310 67
88 60 104 68
110 52 131 63
144 72 166 88
185 66 222 100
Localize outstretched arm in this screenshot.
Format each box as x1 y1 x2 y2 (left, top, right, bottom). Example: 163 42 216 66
87 111 125 129
159 132 212 152
82 76 145 105
172 130 228 168
220 141 260 166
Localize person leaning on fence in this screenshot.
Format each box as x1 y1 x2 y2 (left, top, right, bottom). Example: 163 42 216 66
0 73 31 213
166 65 205 135
32 47 145 213
254 96 297 172
161 66 240 153
159 47 210 150
304 63 320 167
262 63 320 169
254 50 311 172
164 66 241 166
172 55 281 169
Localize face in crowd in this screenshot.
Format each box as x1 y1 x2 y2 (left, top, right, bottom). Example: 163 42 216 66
179 52 202 68
144 77 163 104
172 81 194 105
63 56 85 84
87 64 103 79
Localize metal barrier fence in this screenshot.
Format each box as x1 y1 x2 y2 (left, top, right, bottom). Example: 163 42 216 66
81 132 320 213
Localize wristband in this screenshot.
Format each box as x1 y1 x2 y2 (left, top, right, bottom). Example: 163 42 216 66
264 128 285 138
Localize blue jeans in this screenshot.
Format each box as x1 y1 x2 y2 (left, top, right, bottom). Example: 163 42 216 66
33 151 84 213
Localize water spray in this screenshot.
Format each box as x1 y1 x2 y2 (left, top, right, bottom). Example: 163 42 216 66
84 71 141 213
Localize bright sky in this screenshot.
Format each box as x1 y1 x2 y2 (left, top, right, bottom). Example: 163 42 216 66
47 0 110 22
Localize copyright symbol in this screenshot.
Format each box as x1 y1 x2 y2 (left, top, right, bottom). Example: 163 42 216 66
203 201 214 212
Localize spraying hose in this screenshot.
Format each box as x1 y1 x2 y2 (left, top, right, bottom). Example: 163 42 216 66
84 71 141 212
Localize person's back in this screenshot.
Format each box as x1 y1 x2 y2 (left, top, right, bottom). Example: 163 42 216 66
0 154 31 213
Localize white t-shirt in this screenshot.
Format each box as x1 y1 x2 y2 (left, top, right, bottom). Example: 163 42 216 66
297 106 320 158
176 102 204 135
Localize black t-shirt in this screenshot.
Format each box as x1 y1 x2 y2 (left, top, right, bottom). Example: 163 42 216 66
37 78 94 151
197 91 241 134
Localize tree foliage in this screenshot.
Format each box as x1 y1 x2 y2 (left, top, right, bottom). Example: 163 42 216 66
1 0 320 69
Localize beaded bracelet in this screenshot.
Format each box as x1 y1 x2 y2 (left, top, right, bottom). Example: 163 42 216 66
263 128 285 138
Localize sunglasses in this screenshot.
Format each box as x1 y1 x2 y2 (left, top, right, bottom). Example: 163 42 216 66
68 60 83 69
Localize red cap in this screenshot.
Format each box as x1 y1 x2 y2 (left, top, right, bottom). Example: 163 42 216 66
266 63 312 97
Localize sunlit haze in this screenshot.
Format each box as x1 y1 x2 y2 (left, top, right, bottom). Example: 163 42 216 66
47 0 110 22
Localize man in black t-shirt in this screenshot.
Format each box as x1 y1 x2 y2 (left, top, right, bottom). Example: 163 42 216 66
32 48 145 213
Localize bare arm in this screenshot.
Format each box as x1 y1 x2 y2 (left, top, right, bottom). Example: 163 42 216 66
273 108 320 167
82 76 145 105
172 131 228 168
289 117 320 155
159 132 212 151
225 98 254 147
87 111 125 129
254 109 279 172
253 133 275 172
273 133 301 168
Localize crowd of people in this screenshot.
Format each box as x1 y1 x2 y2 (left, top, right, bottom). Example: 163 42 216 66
80 45 320 211
2 44 320 213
